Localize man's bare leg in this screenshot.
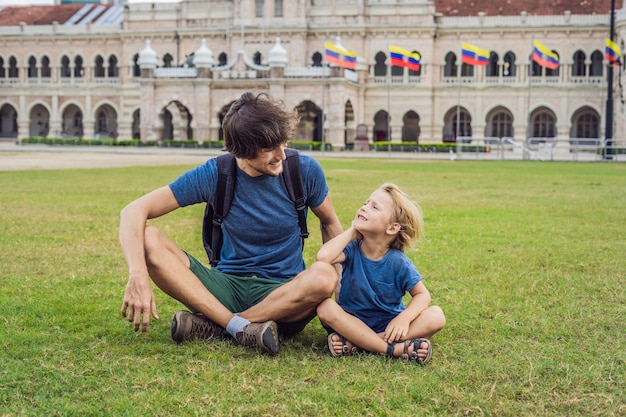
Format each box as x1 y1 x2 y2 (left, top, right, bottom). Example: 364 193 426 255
143 225 234 328
142 225 308 355
237 261 339 323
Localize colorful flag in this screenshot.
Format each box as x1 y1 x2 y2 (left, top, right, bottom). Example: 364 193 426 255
389 45 421 71
532 40 559 70
461 42 489 66
606 38 621 66
325 42 357 70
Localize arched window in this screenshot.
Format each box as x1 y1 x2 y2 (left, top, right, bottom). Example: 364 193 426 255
94 55 105 78
503 52 516 77
402 111 420 142
590 50 603 76
454 110 472 138
572 109 600 138
8 57 18 78
311 52 322 67
133 53 141 77
163 53 174 68
488 110 513 138
0 57 5 78
373 110 389 142
132 109 140 139
486 52 499 77
374 51 387 76
253 52 262 65
444 52 457 77
61 55 71 78
108 55 118 77
218 53 228 66
443 107 472 141
28 56 38 78
74 56 84 78
572 50 586 76
461 61 474 77
531 111 557 137
41 56 51 78
97 110 107 133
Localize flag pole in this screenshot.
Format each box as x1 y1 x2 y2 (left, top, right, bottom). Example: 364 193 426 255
605 0 616 160
321 61 327 156
456 47 462 149
387 48 392 157
526 37 534 158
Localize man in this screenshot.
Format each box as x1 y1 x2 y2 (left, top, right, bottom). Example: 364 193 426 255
119 91 343 355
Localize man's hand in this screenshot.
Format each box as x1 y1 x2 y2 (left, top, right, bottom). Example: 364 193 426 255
121 277 159 333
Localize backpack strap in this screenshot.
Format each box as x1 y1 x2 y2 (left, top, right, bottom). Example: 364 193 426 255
282 148 310 244
202 153 237 267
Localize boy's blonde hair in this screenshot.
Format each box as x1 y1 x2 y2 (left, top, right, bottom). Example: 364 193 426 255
379 182 424 252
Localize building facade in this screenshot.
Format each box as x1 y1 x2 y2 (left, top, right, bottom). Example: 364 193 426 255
0 0 624 150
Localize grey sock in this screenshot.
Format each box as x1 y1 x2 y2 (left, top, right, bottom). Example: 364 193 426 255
226 314 250 338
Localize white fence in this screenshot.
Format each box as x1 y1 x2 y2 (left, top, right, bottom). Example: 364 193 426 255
455 137 626 162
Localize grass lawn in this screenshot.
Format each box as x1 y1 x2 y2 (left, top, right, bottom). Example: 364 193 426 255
0 158 624 416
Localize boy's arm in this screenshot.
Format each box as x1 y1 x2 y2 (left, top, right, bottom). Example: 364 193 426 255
311 193 343 244
383 281 431 342
403 281 432 320
316 225 359 265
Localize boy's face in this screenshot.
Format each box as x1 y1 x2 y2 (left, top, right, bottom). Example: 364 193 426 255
238 144 287 177
354 189 396 233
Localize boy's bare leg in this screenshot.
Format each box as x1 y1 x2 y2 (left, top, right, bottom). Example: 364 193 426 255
319 299 444 361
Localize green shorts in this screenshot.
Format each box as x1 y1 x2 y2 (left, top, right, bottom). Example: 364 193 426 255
187 253 315 337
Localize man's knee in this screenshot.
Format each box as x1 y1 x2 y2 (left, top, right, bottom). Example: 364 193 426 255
143 225 170 266
307 261 339 298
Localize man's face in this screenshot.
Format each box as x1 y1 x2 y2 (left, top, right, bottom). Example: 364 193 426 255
239 144 287 177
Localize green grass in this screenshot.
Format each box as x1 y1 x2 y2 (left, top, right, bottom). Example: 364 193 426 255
1 159 624 416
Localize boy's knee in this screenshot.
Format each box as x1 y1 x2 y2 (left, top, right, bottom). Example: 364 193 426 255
316 298 336 324
429 305 446 330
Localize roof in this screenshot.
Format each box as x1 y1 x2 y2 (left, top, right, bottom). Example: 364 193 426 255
0 0 620 27
433 0 623 17
0 3 124 26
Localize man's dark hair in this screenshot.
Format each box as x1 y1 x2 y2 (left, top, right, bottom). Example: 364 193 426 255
222 92 300 159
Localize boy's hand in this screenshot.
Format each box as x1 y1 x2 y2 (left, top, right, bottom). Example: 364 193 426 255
383 315 410 343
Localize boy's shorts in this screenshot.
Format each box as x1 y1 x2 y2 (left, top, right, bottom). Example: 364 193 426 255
187 253 315 337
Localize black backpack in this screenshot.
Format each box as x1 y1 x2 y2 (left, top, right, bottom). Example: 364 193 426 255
202 148 309 267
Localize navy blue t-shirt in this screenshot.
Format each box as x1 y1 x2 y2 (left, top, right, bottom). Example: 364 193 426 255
338 240 421 333
169 152 328 281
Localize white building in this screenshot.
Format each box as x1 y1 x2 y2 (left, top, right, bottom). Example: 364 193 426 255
0 0 624 151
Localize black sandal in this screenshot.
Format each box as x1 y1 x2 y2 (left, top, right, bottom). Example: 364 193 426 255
385 342 396 358
328 332 361 356
401 338 432 365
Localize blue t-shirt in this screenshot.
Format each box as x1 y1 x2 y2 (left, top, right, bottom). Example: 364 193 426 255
168 152 328 281
338 240 421 333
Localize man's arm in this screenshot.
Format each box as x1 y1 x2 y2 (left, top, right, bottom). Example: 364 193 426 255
310 193 343 244
119 186 181 333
